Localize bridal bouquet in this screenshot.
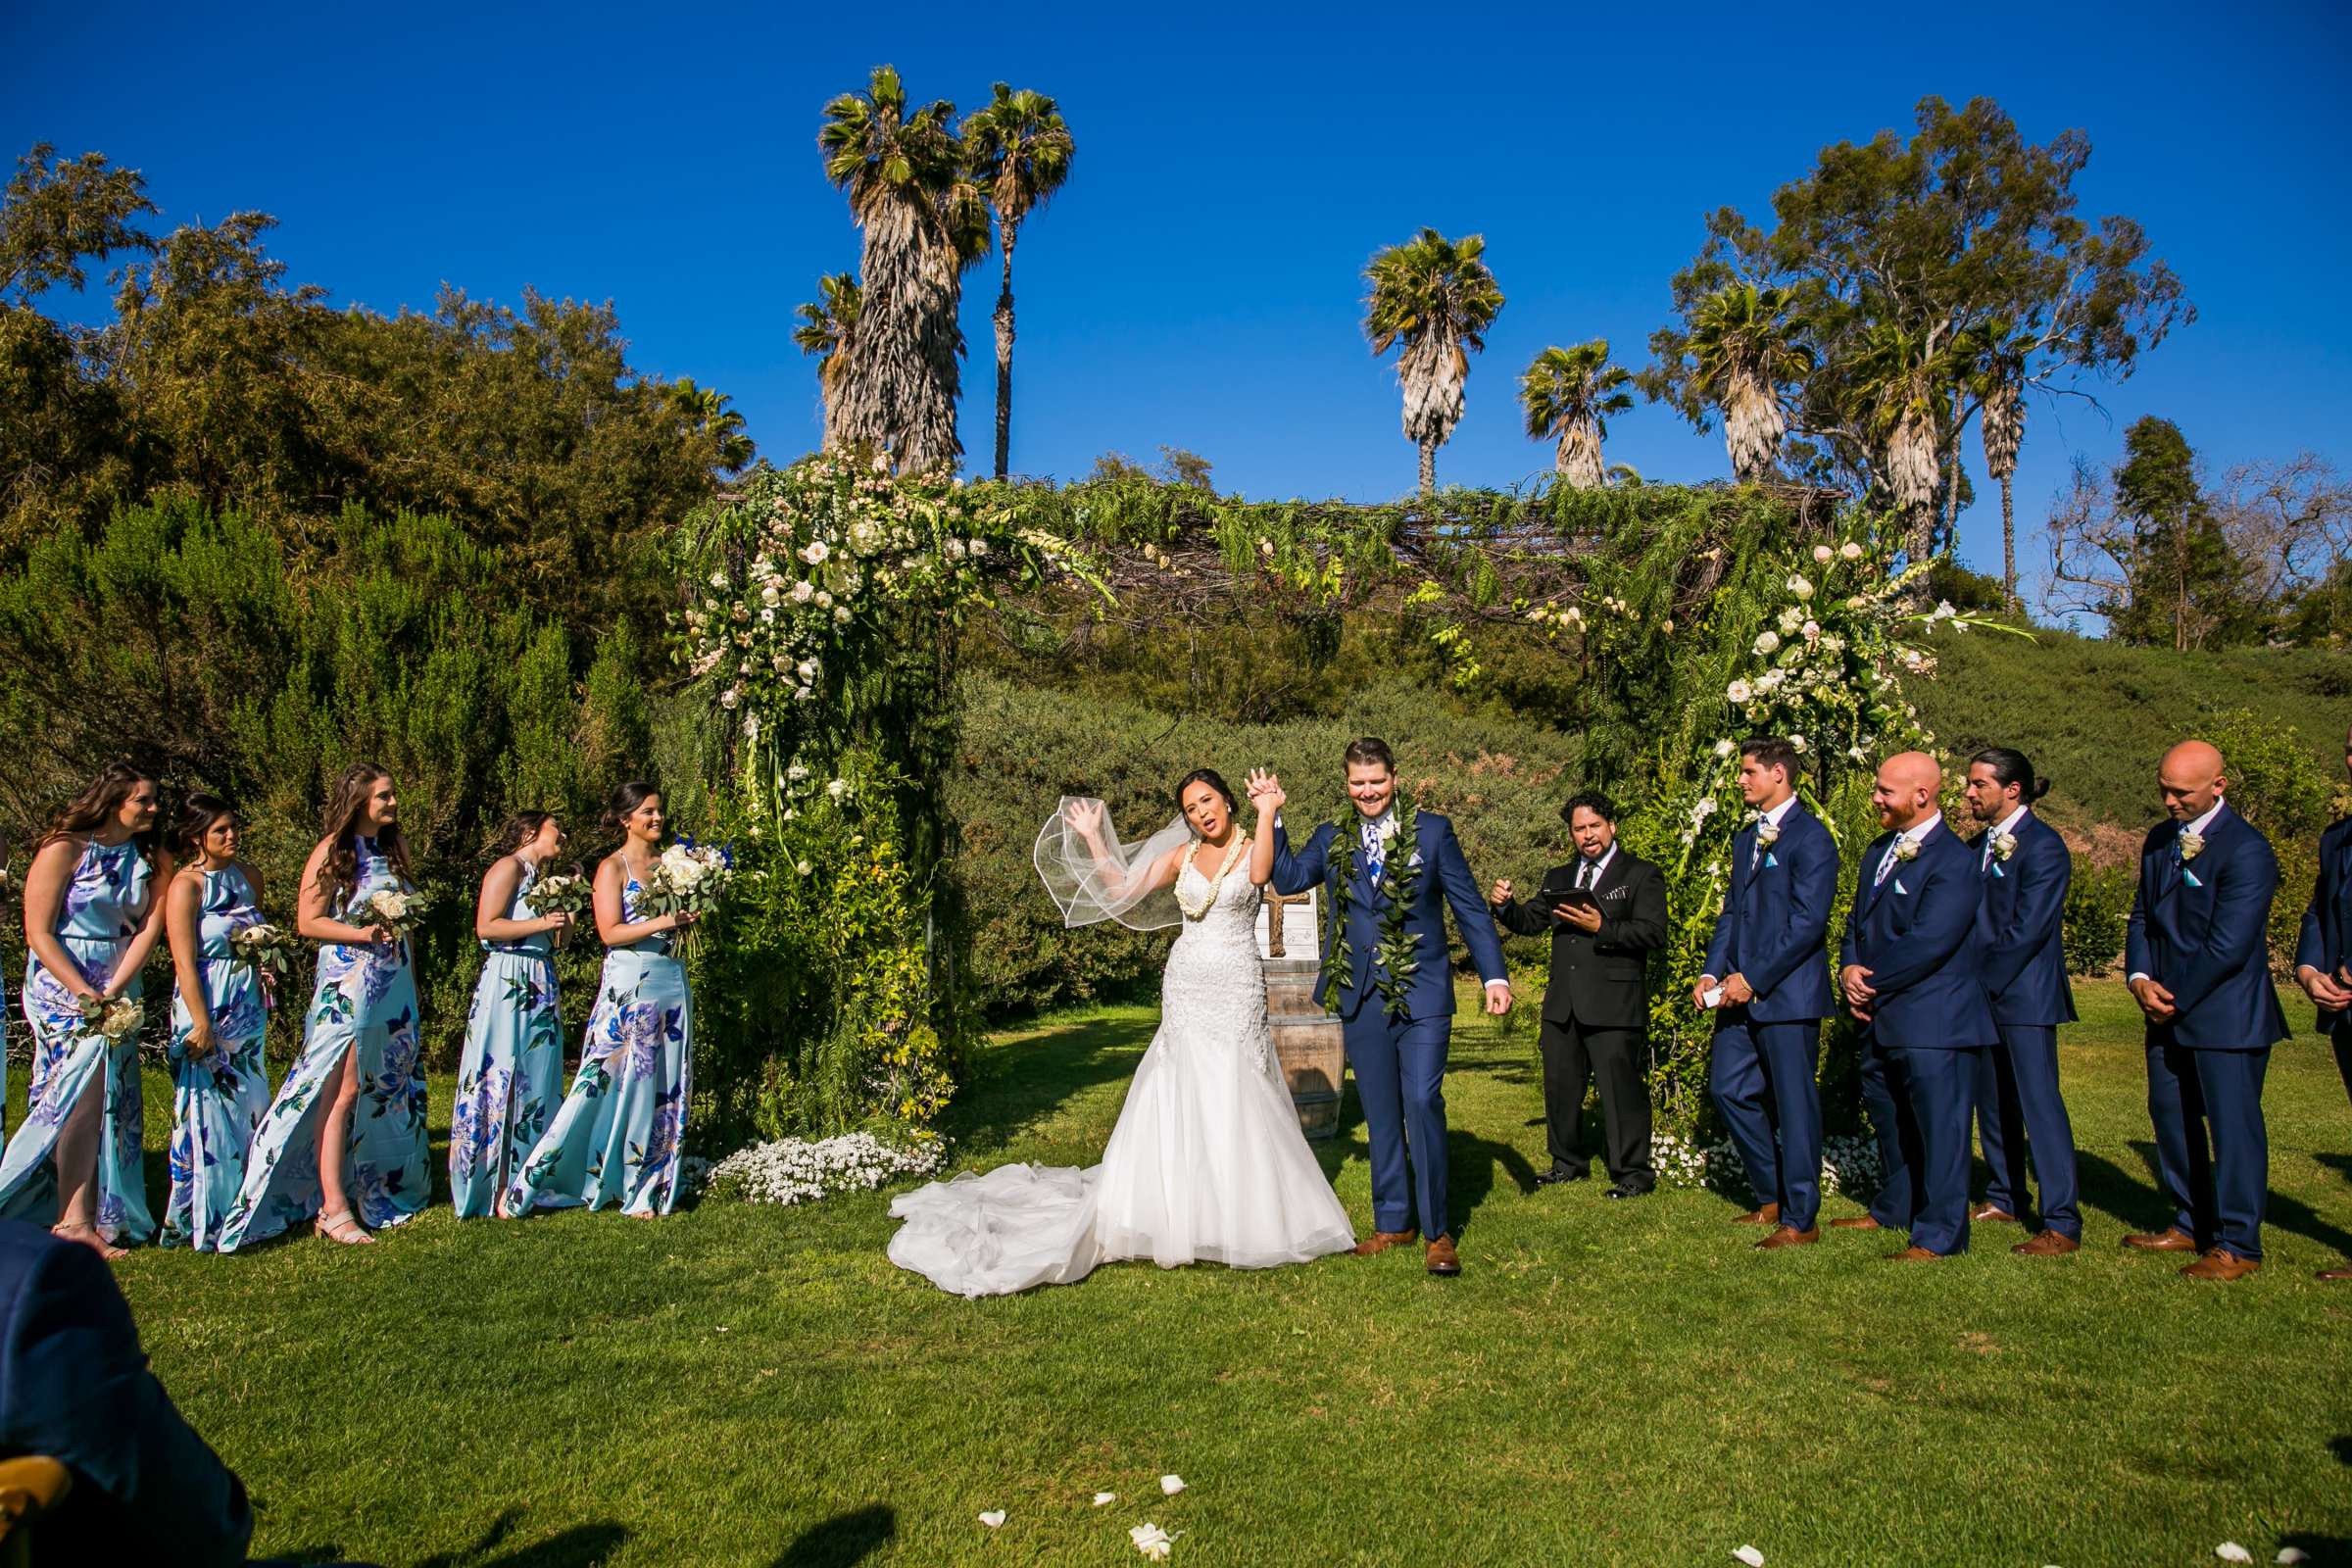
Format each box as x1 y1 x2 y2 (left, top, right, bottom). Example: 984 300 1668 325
641 840 734 960
77 994 145 1045
523 871 592 919
354 885 431 939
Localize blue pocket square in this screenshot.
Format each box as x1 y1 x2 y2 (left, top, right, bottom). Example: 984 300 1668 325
2182 867 2203 888
1893 877 1911 896
1764 852 1780 868
1990 863 2006 879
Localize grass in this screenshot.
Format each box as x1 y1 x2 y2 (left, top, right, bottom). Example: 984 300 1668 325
23 977 2350 1568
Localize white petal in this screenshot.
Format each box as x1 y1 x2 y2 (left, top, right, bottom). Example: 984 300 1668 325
1159 1474 1187 1494
1093 1493 1117 1506
1734 1548 1766 1568
2217 1547 2252 1564
978 1510 1005 1529
2278 1553 2311 1565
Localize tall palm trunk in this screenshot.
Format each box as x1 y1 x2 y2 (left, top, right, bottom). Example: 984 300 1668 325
1558 417 1604 489
1417 439 1436 494
992 222 1017 480
1999 470 2017 610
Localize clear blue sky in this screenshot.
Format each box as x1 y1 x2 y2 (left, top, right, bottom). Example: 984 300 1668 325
10 1 2349 599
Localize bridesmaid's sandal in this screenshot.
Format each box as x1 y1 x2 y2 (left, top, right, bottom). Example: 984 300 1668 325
317 1208 375 1246
51 1222 128 1261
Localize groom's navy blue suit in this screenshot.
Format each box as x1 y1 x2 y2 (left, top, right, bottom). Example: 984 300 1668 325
1969 809 2082 1238
2126 802 2288 1260
1844 817 1998 1255
1272 809 1507 1240
1701 801 1838 1231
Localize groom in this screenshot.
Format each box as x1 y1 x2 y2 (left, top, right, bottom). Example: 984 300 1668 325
1255 739 1512 1278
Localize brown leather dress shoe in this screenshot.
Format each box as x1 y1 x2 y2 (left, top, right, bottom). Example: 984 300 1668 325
2122 1227 2198 1252
1755 1226 1818 1250
2181 1250 2260 1282
1352 1229 1418 1258
2318 1265 2352 1281
2013 1231 2081 1256
1732 1203 1781 1226
1424 1236 1461 1276
1828 1215 1884 1230
1970 1203 2021 1224
1884 1246 1941 1262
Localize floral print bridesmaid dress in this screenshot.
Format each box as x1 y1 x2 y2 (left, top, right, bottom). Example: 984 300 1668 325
449 857 564 1217
217 836 429 1250
507 870 691 1217
0 838 156 1244
159 864 274 1250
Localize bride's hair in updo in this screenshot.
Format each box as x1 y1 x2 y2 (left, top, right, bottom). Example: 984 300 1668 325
1173 768 1238 818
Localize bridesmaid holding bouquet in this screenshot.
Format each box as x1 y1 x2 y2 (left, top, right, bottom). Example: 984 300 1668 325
449 811 577 1218
158 794 275 1251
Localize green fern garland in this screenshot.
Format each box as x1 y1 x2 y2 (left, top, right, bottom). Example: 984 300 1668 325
1321 794 1422 1018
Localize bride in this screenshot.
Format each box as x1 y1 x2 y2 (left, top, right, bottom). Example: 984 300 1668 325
887 767 1355 1296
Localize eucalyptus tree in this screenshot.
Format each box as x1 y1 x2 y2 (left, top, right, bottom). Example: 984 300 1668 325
964 83 1073 481
792 272 862 447
1519 340 1632 488
1364 228 1502 494
817 66 970 473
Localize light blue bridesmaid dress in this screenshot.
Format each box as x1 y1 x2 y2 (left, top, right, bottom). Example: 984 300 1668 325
0 837 156 1244
449 856 564 1217
217 836 429 1250
159 863 274 1250
507 866 692 1216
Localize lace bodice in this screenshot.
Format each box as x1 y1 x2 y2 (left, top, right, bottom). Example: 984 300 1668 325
1162 858 1271 1074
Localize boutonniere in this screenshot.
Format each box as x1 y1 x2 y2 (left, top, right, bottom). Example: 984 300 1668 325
1990 832 2017 862
1753 817 1782 849
2179 830 2205 862
1894 838 1920 863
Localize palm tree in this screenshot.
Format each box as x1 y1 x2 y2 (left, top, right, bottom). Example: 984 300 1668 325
1850 322 1962 563
1519 340 1633 489
792 272 862 447
817 66 968 474
1964 319 2033 609
667 378 756 474
964 83 1074 481
1363 228 1503 494
1684 284 1814 482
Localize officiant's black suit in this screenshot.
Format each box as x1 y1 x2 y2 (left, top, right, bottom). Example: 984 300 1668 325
1496 848 1668 1189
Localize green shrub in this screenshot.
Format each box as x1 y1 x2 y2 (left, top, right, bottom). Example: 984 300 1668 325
2063 860 2134 977
2207 708 2338 972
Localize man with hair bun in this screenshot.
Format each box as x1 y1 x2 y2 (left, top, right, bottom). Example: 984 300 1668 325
2291 719 2352 1281
1961 748 2082 1255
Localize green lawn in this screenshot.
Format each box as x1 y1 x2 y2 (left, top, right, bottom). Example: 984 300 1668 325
38 979 2352 1567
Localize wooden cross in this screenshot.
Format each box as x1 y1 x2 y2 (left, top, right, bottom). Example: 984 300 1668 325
1265 888 1312 957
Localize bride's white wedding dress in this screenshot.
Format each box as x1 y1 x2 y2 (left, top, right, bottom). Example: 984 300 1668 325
888 859 1356 1297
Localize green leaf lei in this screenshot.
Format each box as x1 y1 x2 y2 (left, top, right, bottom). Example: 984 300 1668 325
1321 793 1422 1018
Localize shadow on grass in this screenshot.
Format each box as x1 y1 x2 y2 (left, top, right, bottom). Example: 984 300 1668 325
407 1509 628 1567
768 1503 896 1567
2084 1143 2352 1258
2278 1439 2352 1566
939 1013 1156 1160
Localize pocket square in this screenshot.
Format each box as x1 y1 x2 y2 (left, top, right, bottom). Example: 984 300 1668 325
1989 863 2006 879
2182 867 2203 888
1893 877 1911 896
1764 852 1780 869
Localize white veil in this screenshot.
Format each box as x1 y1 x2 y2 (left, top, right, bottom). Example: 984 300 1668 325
1033 796 1196 931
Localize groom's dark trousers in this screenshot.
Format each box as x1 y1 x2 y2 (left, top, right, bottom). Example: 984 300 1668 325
1272 808 1508 1241
1700 802 1838 1232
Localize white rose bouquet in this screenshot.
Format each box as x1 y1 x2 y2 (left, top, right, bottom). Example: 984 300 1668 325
640 840 734 960
355 885 431 939
231 922 298 981
523 872 592 919
78 994 145 1045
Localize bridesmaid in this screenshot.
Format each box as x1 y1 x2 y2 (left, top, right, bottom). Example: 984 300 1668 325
219 762 429 1250
508 781 696 1218
158 794 274 1251
449 811 575 1218
0 764 170 1256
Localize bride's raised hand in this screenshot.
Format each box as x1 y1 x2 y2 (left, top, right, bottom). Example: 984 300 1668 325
1245 768 1285 816
1063 799 1106 841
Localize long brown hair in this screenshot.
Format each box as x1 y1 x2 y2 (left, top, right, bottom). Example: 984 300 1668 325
315 762 412 910
488 810 556 861
31 762 161 866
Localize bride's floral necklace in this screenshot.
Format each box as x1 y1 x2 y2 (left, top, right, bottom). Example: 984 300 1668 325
1175 831 1249 920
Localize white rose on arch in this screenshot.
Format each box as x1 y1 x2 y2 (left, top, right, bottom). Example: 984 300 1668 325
1786 573 1815 600
1753 630 1781 656
1813 544 1834 564
1727 679 1753 705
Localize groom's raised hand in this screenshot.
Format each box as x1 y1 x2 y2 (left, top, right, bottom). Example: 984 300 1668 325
1245 768 1286 817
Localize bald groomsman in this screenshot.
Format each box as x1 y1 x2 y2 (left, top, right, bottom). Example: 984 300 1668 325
1836 753 1999 1260
2124 740 2288 1282
1961 748 2082 1255
2293 719 2352 1281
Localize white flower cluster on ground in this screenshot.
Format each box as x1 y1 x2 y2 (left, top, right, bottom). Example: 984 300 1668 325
706 1132 944 1207
1650 1128 1886 1199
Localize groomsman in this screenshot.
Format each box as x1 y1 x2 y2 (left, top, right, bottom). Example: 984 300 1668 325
2292 719 2352 1281
1836 753 1999 1259
1961 748 2082 1255
1490 790 1668 1198
2124 740 2288 1282
1696 736 1839 1249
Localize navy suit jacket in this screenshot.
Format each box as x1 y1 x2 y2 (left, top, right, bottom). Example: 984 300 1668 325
1839 819 1998 1050
2124 804 2289 1051
1701 801 1838 1024
2293 814 2352 1031
0 1220 253 1567
1271 809 1507 1020
1971 809 2079 1028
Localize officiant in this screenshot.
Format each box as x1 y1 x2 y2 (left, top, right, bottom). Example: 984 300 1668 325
1491 791 1668 1198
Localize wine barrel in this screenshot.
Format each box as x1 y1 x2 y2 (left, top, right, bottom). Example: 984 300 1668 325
1263 957 1344 1139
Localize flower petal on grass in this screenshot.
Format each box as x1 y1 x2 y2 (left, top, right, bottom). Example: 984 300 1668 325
1734 1548 1766 1567
1093 1493 1117 1507
2217 1546 2252 1564
2278 1550 2310 1564
977 1510 1005 1529
1159 1474 1187 1495
1130 1523 1180 1560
